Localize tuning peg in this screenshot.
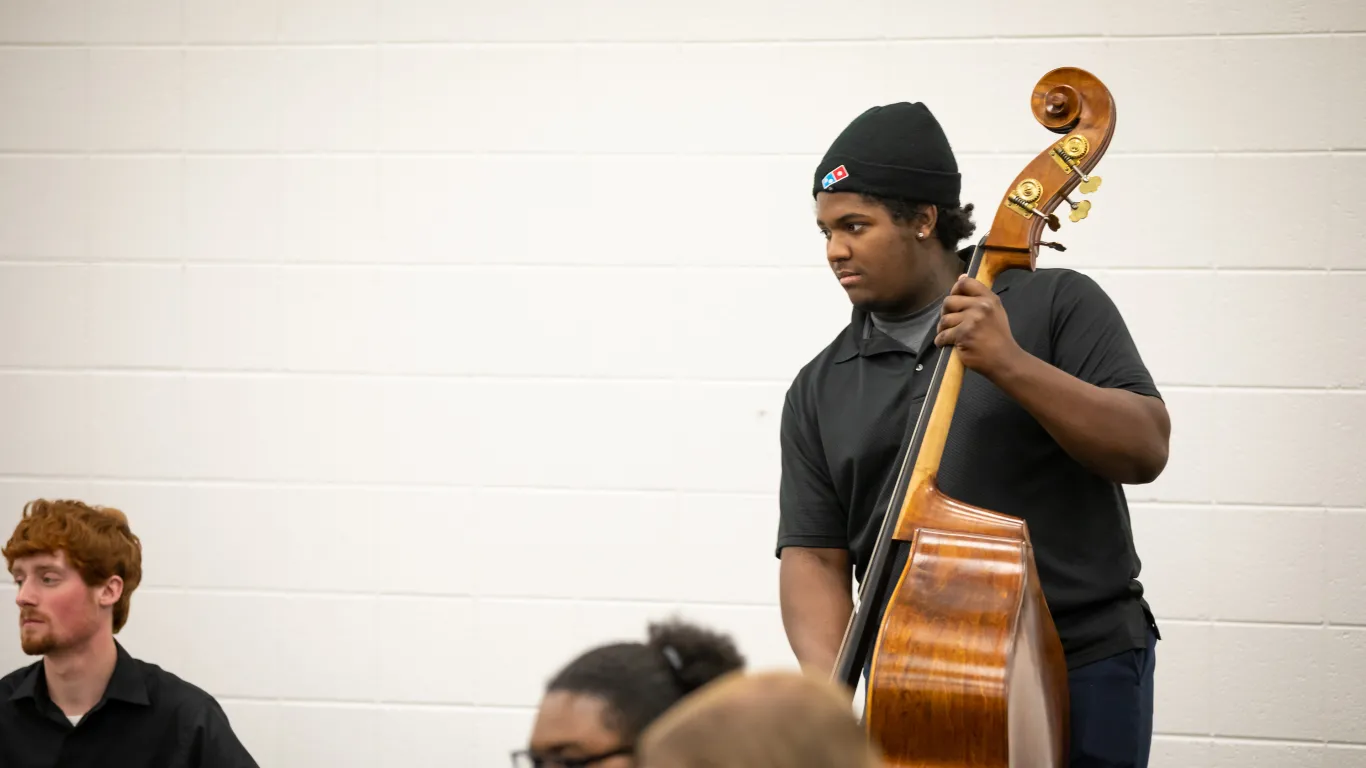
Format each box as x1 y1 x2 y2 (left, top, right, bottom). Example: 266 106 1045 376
1051 144 1102 194
1066 196 1092 222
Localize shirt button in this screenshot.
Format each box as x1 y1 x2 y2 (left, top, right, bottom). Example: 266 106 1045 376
915 364 924 371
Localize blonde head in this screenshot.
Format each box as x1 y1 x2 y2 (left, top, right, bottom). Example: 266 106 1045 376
637 670 881 768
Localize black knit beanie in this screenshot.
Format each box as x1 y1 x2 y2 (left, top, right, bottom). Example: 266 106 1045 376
812 102 961 207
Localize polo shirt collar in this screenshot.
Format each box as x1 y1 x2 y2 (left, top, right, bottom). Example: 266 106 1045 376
8 640 150 708
832 261 1015 365
832 313 907 363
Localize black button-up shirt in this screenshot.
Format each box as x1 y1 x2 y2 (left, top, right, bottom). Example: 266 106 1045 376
0 641 259 768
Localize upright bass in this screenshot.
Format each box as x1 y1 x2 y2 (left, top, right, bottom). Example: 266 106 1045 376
830 67 1116 767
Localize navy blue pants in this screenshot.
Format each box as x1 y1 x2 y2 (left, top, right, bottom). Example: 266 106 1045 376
861 628 1156 767
1066 628 1157 767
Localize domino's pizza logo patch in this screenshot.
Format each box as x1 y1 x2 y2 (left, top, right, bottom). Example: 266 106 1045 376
821 164 849 190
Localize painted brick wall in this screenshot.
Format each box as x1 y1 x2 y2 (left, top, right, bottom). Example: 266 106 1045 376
0 2 1363 765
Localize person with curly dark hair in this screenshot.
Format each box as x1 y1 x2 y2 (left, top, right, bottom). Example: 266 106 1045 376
513 618 745 768
779 101 1169 767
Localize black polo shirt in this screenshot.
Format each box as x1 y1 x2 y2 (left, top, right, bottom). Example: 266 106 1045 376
0 640 258 767
777 265 1161 669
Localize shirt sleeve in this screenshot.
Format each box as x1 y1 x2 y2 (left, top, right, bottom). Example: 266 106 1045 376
192 698 260 768
1048 270 1163 400
776 383 848 557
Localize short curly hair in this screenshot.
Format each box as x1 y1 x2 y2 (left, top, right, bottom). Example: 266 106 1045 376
3 499 142 633
545 617 746 741
862 193 977 254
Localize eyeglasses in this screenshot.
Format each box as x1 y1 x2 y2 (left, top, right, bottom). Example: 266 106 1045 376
509 746 633 768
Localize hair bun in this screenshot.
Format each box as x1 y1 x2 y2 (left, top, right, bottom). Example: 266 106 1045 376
646 617 746 695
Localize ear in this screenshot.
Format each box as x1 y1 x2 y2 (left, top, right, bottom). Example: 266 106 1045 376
919 204 940 235
96 575 124 609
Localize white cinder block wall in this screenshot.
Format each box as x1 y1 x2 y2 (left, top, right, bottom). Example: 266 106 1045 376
1 1 1363 765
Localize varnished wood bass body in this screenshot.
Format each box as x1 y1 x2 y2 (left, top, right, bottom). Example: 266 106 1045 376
831 67 1118 767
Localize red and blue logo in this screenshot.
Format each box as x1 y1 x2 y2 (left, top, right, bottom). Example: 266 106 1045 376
821 164 849 190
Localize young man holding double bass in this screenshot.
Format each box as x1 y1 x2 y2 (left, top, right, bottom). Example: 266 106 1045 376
775 102 1170 767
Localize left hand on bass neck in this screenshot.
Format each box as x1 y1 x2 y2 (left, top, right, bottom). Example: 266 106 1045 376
934 274 1026 383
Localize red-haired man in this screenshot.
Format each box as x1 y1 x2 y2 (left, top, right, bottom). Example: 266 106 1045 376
1 499 257 767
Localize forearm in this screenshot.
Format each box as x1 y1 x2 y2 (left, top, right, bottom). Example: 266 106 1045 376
988 349 1170 484
779 549 854 677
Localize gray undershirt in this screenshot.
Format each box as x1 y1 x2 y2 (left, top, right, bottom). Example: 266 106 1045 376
865 297 944 355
